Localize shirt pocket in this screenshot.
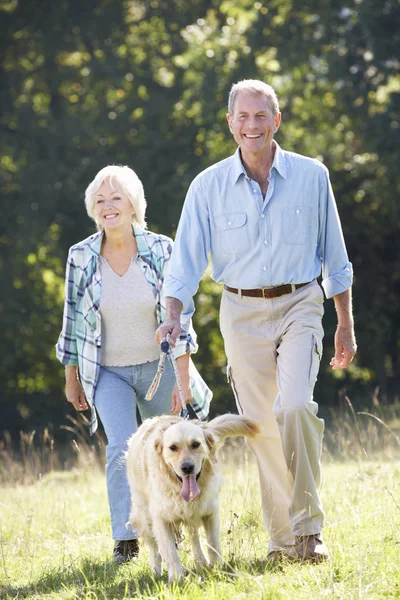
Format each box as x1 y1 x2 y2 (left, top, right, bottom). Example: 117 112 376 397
282 206 312 246
214 212 250 255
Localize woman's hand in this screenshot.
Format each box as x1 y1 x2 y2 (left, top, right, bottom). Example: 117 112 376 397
65 366 88 411
171 381 192 415
171 352 192 414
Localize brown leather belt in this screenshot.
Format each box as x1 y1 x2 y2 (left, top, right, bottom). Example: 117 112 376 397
224 281 311 299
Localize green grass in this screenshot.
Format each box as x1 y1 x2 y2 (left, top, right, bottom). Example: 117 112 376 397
1 446 399 600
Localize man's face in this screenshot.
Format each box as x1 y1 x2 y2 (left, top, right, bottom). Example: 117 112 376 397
226 92 281 156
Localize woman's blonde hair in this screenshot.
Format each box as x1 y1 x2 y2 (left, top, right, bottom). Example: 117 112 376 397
84 165 147 229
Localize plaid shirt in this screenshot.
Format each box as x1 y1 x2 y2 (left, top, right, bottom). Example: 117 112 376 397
56 225 212 434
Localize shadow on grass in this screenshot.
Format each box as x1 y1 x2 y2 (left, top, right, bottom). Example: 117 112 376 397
0 554 311 599
0 557 161 599
0 557 246 599
224 554 320 576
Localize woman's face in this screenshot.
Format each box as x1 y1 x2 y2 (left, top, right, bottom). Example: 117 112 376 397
94 179 134 232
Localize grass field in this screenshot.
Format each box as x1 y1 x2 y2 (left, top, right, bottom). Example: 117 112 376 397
1 408 399 600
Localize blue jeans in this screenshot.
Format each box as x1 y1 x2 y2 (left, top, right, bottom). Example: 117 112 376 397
95 359 175 541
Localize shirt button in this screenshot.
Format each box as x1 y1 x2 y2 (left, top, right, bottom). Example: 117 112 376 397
261 214 265 219
253 189 257 194
296 209 301 215
227 221 232 226
263 266 267 271
263 240 269 245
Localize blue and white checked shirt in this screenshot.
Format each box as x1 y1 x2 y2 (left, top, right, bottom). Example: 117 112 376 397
56 225 212 434
164 142 353 311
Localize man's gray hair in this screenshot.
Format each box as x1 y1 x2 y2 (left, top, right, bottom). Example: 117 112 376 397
228 80 280 117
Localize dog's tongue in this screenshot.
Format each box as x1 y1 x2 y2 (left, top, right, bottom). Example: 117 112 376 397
180 475 200 502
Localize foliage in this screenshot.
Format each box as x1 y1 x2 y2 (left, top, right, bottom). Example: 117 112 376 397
1 0 399 437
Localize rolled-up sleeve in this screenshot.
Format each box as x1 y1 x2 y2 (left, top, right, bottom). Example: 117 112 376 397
56 249 79 365
164 177 210 313
159 237 199 359
318 166 353 299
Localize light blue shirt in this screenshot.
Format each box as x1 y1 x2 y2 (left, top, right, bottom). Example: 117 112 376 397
164 142 353 311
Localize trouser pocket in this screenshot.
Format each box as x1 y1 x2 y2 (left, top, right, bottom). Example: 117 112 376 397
227 365 244 414
309 334 323 387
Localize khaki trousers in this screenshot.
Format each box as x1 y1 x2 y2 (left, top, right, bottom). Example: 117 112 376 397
220 281 325 555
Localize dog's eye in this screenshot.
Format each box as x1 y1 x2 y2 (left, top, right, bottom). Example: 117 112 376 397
191 441 200 449
169 444 178 452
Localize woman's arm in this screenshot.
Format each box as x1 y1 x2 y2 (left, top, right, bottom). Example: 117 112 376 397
56 249 88 411
170 352 192 415
65 365 88 411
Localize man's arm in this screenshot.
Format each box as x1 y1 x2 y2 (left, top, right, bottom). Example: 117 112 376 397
156 297 183 346
316 166 357 369
330 288 357 370
156 177 210 345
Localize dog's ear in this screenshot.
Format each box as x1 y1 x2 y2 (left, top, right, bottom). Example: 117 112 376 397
154 431 164 456
205 430 217 454
208 414 260 444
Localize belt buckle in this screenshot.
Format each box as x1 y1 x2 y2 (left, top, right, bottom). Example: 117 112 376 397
261 287 269 299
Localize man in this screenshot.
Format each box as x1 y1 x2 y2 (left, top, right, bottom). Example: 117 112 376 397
156 80 357 563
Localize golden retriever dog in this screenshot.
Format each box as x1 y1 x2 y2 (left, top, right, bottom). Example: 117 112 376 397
126 413 259 582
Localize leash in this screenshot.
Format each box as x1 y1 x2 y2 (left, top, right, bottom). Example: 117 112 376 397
145 333 190 420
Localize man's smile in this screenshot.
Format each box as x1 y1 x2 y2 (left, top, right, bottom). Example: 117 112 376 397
243 133 263 139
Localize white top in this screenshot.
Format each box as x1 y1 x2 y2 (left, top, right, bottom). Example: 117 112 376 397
99 255 160 366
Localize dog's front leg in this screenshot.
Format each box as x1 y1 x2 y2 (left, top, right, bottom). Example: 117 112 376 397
202 512 222 567
187 525 208 567
146 535 162 577
152 517 182 582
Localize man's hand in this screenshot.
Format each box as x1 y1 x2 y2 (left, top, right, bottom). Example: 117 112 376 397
65 366 88 411
331 288 357 370
330 325 357 370
155 319 181 347
155 297 183 347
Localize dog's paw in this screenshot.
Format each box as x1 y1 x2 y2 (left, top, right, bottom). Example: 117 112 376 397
168 572 184 584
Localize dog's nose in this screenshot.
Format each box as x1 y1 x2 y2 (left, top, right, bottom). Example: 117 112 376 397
181 461 195 475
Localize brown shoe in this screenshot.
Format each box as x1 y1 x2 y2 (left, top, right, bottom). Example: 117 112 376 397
295 534 329 563
112 539 139 565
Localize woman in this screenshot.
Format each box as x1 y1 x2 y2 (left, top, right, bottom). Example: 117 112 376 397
56 165 212 563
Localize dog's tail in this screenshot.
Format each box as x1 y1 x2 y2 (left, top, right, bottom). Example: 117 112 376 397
207 414 260 443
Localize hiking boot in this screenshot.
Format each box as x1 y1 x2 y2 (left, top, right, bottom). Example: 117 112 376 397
112 539 139 564
295 534 329 563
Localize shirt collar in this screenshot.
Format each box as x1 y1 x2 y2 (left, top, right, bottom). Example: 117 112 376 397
272 141 287 179
87 230 103 256
230 147 247 183
87 224 150 258
134 224 152 259
230 140 287 183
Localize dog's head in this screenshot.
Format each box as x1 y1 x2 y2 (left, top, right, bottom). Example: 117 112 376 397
152 414 259 504
154 421 216 503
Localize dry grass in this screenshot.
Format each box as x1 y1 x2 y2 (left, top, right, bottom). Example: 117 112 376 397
0 399 399 599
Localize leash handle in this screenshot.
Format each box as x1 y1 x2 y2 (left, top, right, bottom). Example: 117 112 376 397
145 350 166 401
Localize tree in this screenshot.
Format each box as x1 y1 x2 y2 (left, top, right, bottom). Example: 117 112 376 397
1 0 399 441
